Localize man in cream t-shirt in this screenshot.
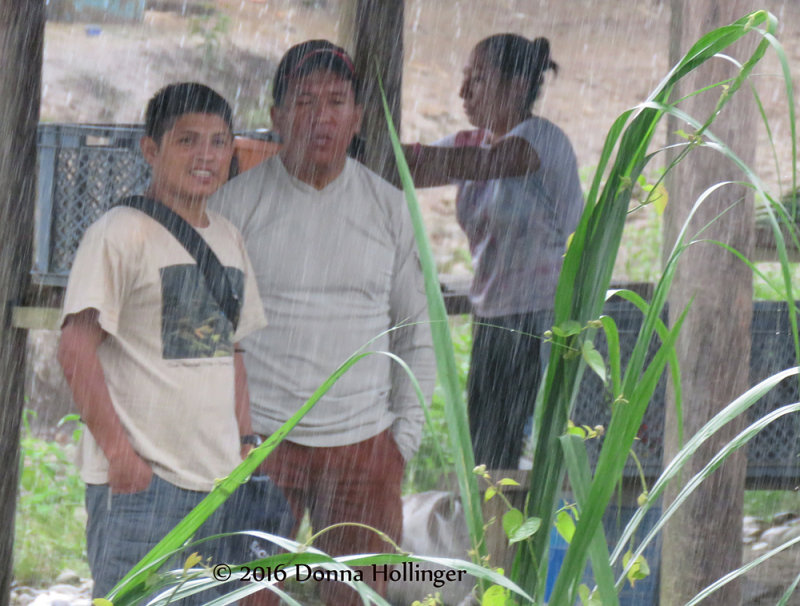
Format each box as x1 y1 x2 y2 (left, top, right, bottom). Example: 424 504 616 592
58 83 267 599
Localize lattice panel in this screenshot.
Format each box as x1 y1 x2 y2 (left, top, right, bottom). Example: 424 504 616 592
572 300 800 484
50 146 150 274
37 124 281 283
747 305 800 480
571 300 667 479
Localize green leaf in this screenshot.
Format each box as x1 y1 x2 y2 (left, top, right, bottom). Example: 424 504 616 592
555 510 576 543
508 517 542 544
481 584 511 606
651 182 669 215
582 340 607 384
578 584 603 606
560 434 619 606
599 315 622 399
622 550 650 587
502 508 523 539
93 600 114 606
484 486 497 502
497 478 520 487
57 413 81 426
378 70 487 578
567 420 587 439
551 320 582 338
182 552 203 573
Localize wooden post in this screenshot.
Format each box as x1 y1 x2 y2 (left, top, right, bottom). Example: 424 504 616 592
340 0 403 183
0 2 44 603
660 2 757 604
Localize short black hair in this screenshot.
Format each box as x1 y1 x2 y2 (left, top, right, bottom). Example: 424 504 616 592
145 82 234 143
272 40 359 107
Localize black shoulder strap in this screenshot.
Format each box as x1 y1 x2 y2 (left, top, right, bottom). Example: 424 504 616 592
119 195 240 331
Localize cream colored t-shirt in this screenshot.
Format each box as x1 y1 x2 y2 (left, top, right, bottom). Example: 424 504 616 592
62 206 267 492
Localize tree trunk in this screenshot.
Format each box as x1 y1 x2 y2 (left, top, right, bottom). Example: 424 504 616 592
660 2 757 605
0 3 44 604
340 0 403 183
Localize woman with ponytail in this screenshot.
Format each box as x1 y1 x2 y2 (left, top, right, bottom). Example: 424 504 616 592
404 34 584 470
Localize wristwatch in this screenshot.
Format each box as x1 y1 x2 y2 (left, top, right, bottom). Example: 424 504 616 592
240 434 263 447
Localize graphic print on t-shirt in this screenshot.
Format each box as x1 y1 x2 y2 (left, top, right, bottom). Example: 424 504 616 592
159 264 244 359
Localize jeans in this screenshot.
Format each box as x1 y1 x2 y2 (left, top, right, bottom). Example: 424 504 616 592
86 473 293 603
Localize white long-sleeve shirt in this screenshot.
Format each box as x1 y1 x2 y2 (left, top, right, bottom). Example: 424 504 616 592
211 156 435 461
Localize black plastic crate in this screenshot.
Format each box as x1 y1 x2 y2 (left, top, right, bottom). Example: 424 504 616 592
35 123 150 286
573 299 800 486
572 299 668 480
33 123 280 286
746 302 800 484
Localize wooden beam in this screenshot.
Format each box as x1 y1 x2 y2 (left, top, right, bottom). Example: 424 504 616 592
11 307 62 331
341 0 404 184
660 2 758 604
0 2 44 604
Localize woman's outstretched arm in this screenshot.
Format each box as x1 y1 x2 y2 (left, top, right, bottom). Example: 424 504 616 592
402 134 540 187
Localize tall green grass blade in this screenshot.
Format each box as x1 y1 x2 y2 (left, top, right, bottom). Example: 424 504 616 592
683 525 800 606
698 238 800 307
599 316 621 400
109 337 436 603
748 75 783 200
517 13 785 603
547 305 688 606
776 570 800 606
608 368 800 566
623 402 800 594
560 434 619 606
377 77 486 565
759 30 797 204
606 288 683 444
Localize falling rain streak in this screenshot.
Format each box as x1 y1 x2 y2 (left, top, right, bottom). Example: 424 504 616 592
2 2 800 606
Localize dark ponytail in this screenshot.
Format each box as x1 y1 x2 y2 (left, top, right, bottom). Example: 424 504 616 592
475 34 558 110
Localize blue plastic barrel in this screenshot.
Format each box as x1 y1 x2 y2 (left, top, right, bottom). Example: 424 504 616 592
544 526 569 601
542 502 662 605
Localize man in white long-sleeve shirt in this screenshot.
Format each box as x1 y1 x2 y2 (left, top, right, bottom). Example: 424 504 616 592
212 39 435 605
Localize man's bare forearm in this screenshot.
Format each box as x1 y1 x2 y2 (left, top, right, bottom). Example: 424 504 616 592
58 309 150 491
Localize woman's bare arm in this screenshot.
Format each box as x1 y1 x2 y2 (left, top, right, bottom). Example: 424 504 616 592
403 135 540 188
